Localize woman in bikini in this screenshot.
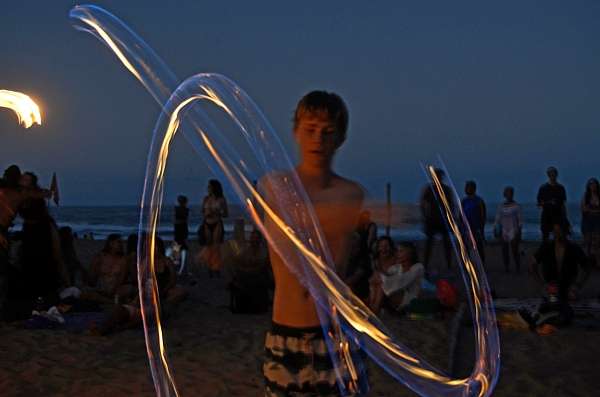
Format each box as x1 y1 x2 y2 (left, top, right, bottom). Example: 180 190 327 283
197 179 228 277
581 178 600 267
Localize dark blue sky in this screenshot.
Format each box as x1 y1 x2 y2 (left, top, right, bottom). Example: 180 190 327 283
2 1 600 205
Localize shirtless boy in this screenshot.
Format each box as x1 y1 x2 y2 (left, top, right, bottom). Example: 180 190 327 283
262 91 364 396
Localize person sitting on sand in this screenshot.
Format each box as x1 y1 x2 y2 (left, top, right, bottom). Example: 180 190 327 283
528 221 591 326
228 230 271 313
369 240 424 314
91 237 187 335
530 221 591 302
368 236 397 311
81 234 130 304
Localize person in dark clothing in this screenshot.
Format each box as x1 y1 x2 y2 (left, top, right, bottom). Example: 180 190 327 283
461 180 487 264
174 195 189 250
531 222 591 302
420 168 454 272
344 211 376 301
344 232 372 302
0 166 53 320
17 172 70 303
580 178 600 266
356 210 377 256
228 230 271 314
529 222 591 326
537 166 567 241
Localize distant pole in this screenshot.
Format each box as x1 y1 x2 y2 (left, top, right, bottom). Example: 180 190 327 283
386 182 391 236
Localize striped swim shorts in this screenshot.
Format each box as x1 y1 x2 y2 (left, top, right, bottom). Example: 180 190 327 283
263 322 358 396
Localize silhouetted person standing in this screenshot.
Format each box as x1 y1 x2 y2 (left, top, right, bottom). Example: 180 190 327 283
174 195 189 250
420 168 453 272
537 166 567 242
461 180 487 264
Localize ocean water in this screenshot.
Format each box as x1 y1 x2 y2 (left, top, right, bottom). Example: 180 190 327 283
9 202 580 242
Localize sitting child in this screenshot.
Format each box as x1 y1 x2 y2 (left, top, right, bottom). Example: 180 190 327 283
369 241 424 314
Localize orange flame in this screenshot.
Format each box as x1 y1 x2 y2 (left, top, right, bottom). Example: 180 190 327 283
0 90 41 128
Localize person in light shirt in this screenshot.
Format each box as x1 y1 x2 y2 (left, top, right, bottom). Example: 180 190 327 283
369 240 424 314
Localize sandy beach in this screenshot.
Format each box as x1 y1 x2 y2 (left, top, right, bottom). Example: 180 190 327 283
0 238 599 396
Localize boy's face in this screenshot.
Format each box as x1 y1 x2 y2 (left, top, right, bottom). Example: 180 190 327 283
294 112 342 166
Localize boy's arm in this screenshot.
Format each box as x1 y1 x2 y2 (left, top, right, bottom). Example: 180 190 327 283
335 185 364 277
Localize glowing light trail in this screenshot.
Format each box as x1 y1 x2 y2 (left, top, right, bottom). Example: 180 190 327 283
71 5 500 397
0 90 41 128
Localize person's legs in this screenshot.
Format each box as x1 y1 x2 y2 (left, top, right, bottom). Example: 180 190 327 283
80 289 113 304
368 284 385 315
511 238 521 272
501 241 510 272
263 323 346 397
541 221 550 242
475 232 485 264
91 305 131 335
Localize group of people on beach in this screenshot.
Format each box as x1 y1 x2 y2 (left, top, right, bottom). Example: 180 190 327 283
0 165 63 319
419 165 594 324
420 165 599 272
0 165 188 332
2 90 598 396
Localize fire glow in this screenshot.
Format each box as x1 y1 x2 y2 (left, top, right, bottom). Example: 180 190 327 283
0 90 42 128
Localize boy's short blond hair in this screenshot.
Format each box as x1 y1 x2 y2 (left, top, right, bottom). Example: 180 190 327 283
293 91 349 141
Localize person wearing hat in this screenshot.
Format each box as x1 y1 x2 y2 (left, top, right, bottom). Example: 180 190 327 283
537 166 568 241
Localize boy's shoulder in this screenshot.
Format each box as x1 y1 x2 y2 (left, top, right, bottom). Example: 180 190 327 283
330 174 364 201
